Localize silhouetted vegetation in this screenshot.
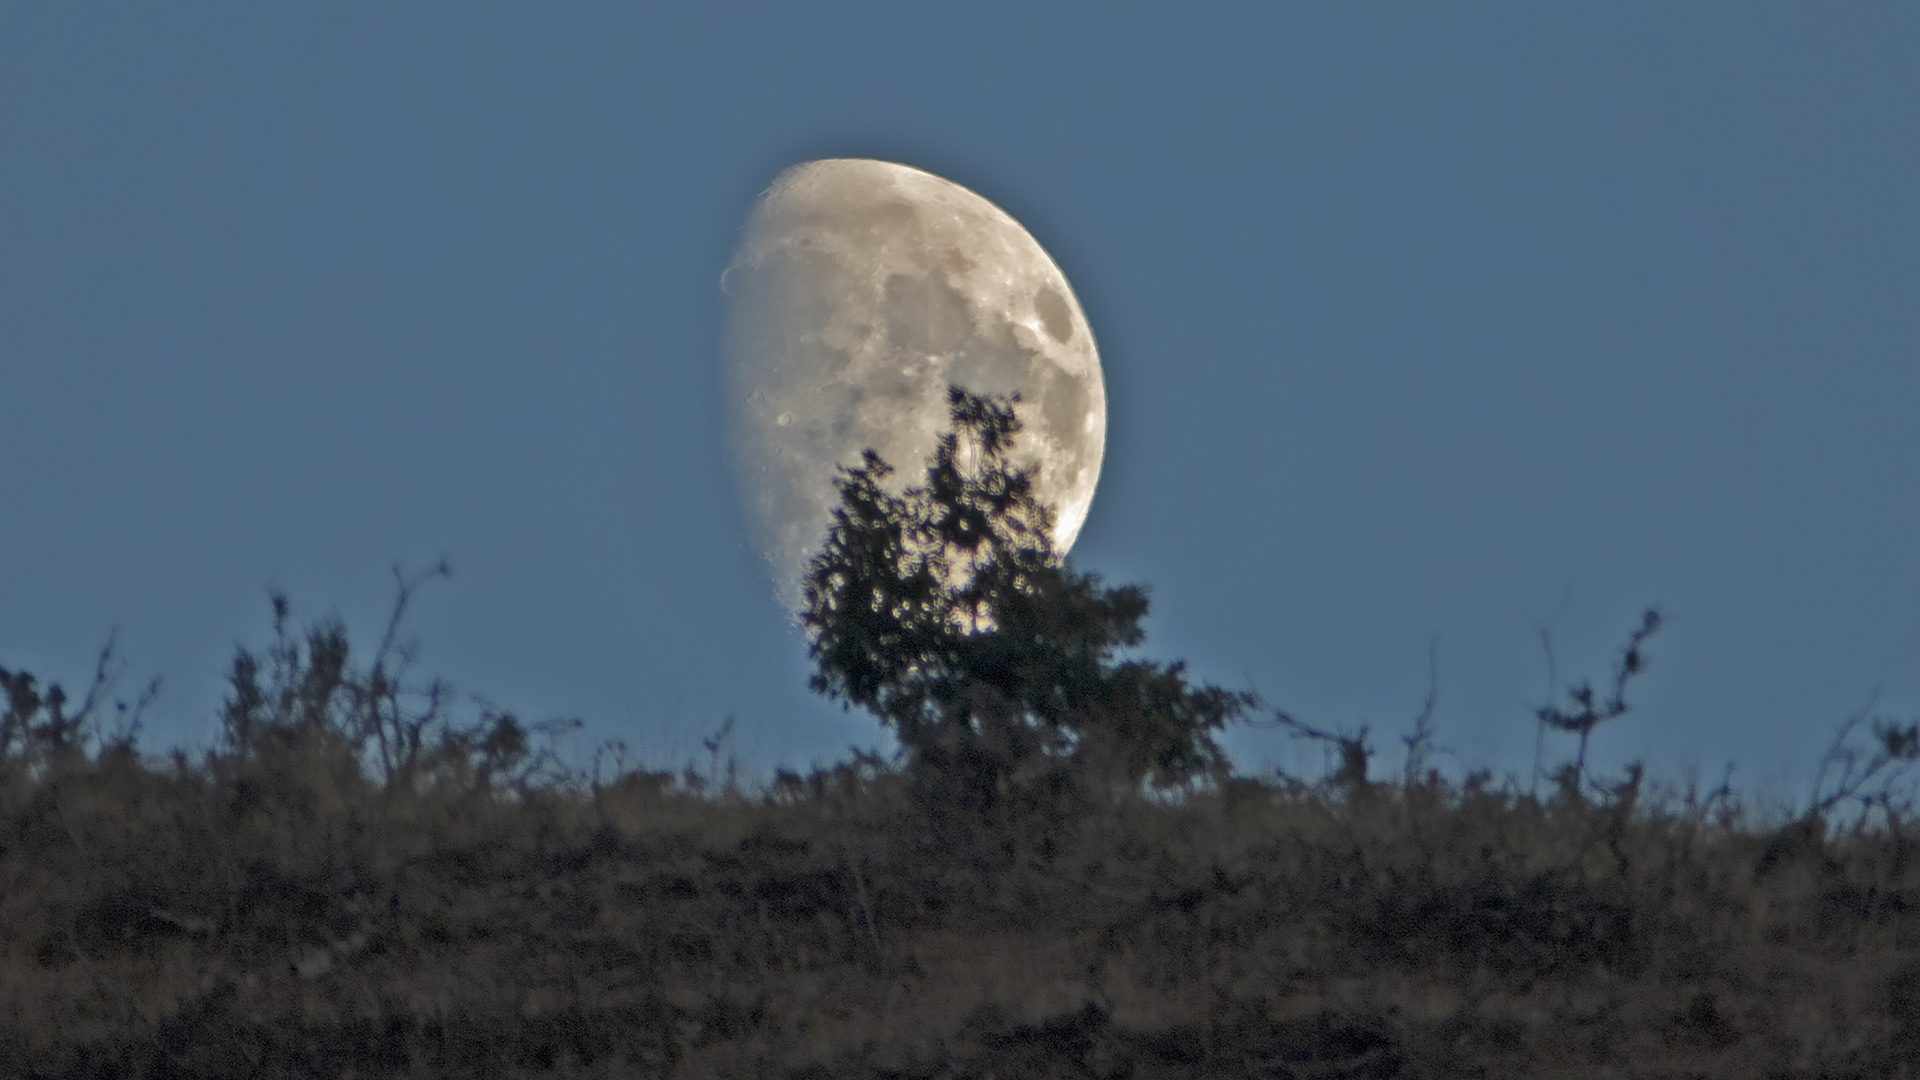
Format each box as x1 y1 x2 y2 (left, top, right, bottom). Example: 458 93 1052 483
4 391 1919 1078
803 387 1251 838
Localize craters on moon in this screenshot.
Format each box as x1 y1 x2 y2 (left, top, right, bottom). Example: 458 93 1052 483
720 158 1108 612
1033 286 1074 344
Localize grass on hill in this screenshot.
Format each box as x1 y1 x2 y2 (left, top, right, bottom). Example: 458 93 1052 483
4 570 1920 1079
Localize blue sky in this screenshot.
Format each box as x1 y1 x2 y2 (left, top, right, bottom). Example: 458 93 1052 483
3 4 1915 809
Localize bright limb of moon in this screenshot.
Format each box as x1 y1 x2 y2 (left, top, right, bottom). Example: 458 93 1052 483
720 158 1107 612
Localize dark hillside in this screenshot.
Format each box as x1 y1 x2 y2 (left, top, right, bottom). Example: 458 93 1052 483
6 394 1917 1077
4 643 1919 1079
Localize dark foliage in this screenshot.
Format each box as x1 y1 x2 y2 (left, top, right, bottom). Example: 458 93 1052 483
802 387 1252 815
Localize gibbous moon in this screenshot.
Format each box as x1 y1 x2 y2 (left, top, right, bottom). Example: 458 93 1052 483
720 158 1107 611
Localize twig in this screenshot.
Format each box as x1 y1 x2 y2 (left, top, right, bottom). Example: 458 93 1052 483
845 848 884 967
1528 587 1574 798
1401 636 1442 788
1023 856 1150 908
148 908 215 937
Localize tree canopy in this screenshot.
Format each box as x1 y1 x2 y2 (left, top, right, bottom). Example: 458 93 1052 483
802 387 1252 815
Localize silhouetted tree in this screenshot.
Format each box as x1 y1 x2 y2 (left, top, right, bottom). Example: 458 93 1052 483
802 387 1252 820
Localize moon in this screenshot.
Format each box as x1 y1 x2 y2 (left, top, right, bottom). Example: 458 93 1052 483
720 158 1108 611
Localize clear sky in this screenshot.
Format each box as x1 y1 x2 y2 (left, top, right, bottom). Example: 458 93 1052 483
4 4 1916 810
